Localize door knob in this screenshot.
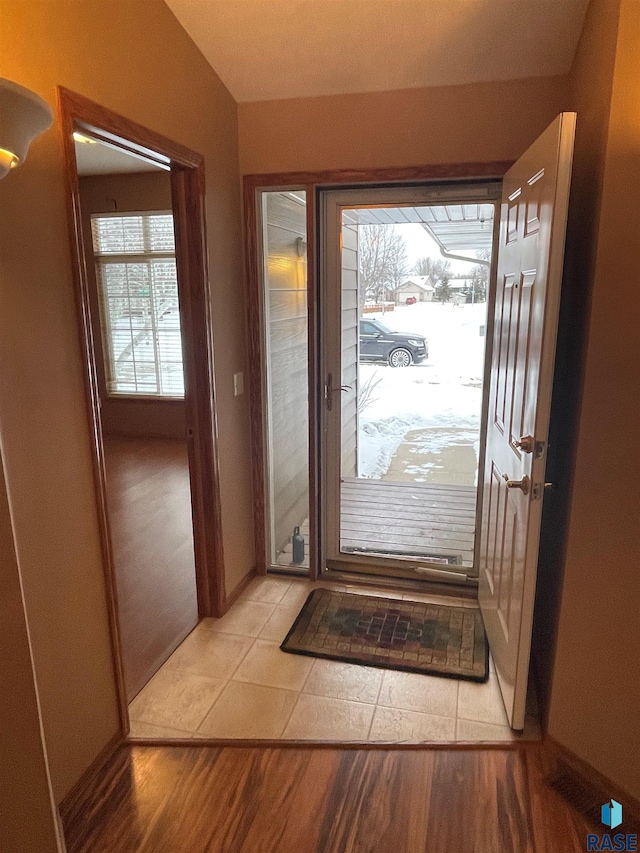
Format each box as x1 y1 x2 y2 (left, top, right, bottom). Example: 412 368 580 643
502 473 530 495
512 435 535 453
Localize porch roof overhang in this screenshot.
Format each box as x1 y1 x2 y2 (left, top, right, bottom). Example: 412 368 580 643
344 203 495 256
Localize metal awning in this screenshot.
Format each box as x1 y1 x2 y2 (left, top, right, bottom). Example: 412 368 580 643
343 203 494 256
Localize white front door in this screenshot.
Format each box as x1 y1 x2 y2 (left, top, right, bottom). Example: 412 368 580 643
478 113 576 729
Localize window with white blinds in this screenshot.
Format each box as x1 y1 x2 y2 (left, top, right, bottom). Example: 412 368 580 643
91 212 185 397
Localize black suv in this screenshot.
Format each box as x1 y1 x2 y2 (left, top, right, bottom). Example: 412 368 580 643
359 318 428 367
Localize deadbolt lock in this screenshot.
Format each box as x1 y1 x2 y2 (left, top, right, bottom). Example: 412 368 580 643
513 435 535 454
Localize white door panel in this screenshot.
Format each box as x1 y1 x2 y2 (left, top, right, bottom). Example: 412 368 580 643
479 113 576 729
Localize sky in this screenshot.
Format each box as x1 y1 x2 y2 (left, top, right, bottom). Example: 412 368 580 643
398 224 479 276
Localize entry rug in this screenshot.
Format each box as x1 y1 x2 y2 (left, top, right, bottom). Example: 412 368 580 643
281 589 489 682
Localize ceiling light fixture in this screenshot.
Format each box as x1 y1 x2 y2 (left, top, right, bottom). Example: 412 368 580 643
0 78 53 179
72 131 98 145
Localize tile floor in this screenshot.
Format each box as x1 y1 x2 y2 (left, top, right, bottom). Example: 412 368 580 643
128 577 541 743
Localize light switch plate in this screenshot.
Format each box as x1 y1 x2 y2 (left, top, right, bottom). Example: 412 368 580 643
233 372 244 397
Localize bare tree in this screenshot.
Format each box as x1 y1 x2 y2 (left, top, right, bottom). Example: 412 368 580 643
358 225 408 304
413 256 452 288
463 249 491 303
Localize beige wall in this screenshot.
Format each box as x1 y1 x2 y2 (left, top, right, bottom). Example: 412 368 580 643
533 0 619 732
238 76 566 175
548 0 640 801
0 0 253 801
79 171 187 439
0 449 64 852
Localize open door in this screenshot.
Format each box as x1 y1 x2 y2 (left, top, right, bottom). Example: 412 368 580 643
479 113 576 729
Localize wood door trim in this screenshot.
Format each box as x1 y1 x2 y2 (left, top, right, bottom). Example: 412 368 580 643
243 180 267 574
244 161 513 188
170 164 226 615
60 89 203 168
58 88 226 736
59 731 123 816
244 162 512 581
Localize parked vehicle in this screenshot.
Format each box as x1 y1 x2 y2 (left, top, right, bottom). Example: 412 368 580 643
359 318 428 367
405 296 417 305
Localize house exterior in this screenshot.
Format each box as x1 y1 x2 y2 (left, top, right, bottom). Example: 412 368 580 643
1 0 639 848
394 275 435 302
432 277 474 303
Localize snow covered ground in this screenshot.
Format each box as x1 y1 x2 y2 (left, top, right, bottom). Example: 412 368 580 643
357 302 488 480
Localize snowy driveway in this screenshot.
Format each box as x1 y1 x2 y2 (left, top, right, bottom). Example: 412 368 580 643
357 302 487 482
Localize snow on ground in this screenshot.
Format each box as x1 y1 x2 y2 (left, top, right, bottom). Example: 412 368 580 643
358 302 488 479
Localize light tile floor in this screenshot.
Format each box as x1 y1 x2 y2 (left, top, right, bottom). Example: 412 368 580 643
128 577 541 743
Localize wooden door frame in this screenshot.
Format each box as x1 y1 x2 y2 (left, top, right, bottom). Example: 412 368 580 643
58 88 226 733
244 162 512 583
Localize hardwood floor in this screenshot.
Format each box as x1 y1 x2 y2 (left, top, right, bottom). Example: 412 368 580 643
341 478 477 567
61 744 592 852
104 435 199 701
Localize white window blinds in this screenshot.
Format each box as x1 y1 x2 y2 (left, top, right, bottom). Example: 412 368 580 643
91 213 185 397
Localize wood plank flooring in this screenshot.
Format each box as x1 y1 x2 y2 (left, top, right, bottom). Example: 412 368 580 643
104 435 199 702
60 744 593 852
341 478 477 567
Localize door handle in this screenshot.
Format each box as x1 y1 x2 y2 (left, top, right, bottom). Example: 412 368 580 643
512 435 534 453
325 373 352 410
502 473 530 495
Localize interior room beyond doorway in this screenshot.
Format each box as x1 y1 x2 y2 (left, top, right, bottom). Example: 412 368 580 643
74 131 199 703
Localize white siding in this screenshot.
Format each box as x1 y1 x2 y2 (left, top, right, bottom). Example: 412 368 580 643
341 222 359 478
264 193 309 555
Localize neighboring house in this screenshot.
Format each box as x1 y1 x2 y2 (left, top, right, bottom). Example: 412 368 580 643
433 277 471 303
434 277 471 291
393 275 435 302
2 0 639 848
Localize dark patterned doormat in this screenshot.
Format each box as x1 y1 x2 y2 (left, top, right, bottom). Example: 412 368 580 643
281 589 488 682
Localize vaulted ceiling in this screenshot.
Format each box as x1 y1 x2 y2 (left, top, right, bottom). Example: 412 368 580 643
164 0 590 102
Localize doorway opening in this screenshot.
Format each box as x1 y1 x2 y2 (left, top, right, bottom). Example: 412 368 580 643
244 113 574 738
82 158 199 703
253 184 497 580
321 184 501 585
59 88 225 734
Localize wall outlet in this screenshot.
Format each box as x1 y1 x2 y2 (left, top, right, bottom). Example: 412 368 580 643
233 372 244 397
